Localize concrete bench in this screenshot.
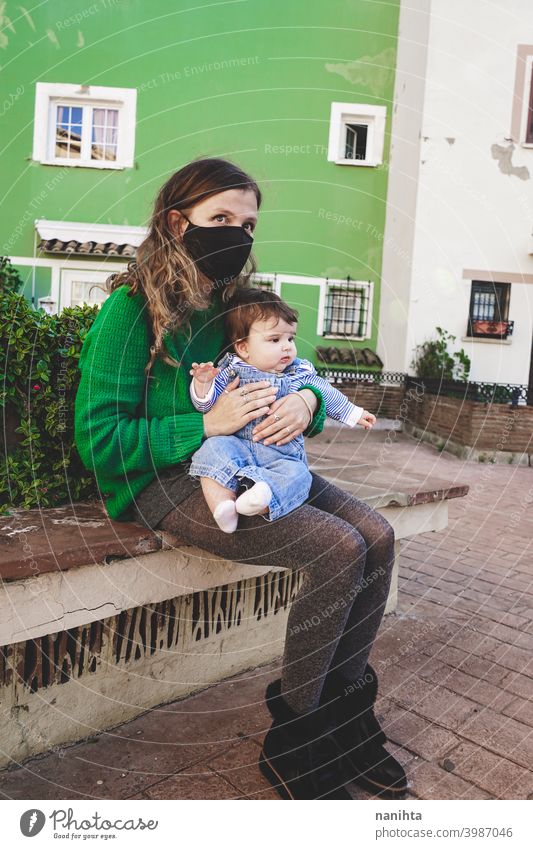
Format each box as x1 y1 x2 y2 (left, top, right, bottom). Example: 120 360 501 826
0 462 468 770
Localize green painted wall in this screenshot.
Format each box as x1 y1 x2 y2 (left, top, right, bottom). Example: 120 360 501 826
1 0 399 356
12 265 52 304
279 281 321 361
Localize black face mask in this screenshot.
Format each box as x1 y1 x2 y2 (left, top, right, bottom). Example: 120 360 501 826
181 214 254 287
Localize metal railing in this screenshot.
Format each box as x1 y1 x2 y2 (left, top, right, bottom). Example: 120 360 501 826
315 368 531 405
467 319 514 339
405 375 531 406
316 368 406 385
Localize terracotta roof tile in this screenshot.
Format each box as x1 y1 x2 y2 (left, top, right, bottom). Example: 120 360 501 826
38 238 136 257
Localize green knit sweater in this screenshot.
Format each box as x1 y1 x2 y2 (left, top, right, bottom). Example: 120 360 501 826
74 284 326 522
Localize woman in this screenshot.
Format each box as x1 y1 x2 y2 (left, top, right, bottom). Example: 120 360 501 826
74 156 407 801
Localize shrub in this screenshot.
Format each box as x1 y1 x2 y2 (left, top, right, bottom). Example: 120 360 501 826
0 258 99 513
411 326 470 381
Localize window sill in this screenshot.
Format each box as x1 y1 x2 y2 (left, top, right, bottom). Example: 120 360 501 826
322 334 367 341
461 336 512 345
333 158 380 167
34 158 128 171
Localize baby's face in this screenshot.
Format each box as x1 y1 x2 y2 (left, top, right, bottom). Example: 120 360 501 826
236 316 298 372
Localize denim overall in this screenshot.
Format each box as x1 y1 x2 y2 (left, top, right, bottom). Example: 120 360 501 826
188 353 313 521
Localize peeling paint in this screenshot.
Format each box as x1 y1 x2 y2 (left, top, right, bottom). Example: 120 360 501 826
445 137 455 145
1 525 39 536
46 28 60 49
18 5 35 31
77 29 84 48
491 142 530 180
320 265 358 280
0 1 16 49
51 518 105 528
324 47 396 96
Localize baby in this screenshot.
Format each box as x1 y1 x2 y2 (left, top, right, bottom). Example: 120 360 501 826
188 287 376 532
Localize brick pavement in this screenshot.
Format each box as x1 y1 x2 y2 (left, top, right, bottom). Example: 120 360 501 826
1 424 531 800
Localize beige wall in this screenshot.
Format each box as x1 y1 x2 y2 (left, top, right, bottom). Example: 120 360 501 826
378 0 431 374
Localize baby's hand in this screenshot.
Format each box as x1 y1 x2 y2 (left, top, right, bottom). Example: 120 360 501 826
357 410 376 429
190 361 220 385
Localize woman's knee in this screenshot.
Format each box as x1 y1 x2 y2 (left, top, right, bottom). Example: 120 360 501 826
378 514 395 547
325 524 368 581
362 511 395 555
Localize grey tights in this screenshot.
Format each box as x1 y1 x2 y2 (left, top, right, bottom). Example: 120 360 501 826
157 472 395 715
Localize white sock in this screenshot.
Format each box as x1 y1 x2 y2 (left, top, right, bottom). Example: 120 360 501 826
235 482 272 516
213 499 238 533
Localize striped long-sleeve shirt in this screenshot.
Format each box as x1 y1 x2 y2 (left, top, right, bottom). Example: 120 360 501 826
190 354 365 427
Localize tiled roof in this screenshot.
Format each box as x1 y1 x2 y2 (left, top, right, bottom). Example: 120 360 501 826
38 238 137 257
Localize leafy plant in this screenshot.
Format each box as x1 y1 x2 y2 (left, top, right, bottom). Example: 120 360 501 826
411 326 470 381
0 257 100 513
0 256 24 294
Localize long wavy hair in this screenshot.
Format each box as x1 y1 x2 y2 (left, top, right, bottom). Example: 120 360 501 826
106 157 262 373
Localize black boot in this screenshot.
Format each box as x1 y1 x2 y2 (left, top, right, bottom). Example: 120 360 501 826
319 663 409 798
259 679 353 800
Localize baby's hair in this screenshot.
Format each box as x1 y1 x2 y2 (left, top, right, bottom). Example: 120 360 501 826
224 287 299 346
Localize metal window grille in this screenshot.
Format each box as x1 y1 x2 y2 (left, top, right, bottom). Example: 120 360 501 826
470 282 508 321
323 279 369 337
254 279 273 292
468 281 512 337
251 274 276 292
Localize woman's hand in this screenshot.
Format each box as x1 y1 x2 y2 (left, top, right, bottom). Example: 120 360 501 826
252 389 317 446
203 376 279 438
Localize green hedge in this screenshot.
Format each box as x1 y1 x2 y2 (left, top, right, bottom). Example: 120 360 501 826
0 257 99 513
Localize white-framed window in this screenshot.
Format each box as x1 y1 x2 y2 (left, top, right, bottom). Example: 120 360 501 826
32 83 137 169
318 278 373 339
60 269 110 310
327 102 386 166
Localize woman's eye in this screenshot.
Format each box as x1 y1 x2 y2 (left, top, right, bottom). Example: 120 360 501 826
212 215 255 231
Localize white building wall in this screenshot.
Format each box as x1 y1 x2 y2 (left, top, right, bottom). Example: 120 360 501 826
377 0 431 376
382 0 533 385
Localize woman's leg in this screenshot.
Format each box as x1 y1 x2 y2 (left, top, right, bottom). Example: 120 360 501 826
301 474 410 796
157 487 368 714
305 472 396 683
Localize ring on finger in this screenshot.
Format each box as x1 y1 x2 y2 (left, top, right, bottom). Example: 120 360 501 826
285 426 292 435
273 413 281 422
240 389 248 398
